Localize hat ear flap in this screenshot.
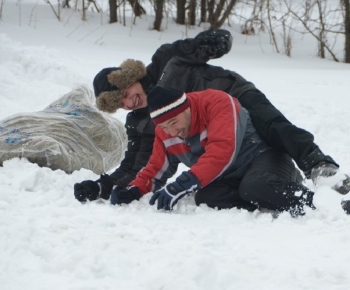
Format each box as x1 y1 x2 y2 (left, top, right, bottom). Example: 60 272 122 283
108 59 147 89
96 91 123 113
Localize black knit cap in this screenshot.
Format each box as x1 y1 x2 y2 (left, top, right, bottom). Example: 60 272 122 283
148 86 190 125
93 59 147 113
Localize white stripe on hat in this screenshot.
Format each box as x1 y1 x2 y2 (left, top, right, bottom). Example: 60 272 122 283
150 93 187 119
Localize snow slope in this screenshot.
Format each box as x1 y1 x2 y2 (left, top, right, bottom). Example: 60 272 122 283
1 1 350 289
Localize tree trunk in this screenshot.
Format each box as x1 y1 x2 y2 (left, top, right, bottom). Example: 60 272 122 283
176 0 186 24
62 0 70 8
210 0 237 29
343 0 350 63
207 0 214 24
316 0 326 59
109 0 117 23
153 0 164 31
127 0 146 17
188 0 196 25
200 0 207 23
318 31 325 59
82 0 86 21
211 0 225 26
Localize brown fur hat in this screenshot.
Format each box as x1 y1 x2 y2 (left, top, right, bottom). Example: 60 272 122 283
94 59 147 113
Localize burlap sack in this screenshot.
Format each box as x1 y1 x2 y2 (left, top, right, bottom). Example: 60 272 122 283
0 85 127 174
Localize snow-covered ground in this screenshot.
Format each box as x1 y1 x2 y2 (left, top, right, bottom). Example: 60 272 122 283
1 1 350 289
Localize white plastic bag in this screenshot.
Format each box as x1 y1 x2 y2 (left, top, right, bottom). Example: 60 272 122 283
0 85 127 174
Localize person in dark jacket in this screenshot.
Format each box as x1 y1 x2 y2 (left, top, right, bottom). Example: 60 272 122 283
74 29 349 206
111 86 315 217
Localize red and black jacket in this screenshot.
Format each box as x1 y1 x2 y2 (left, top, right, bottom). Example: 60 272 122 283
131 89 267 194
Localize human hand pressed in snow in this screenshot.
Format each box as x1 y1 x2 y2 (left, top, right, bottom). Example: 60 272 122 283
74 174 114 202
149 171 200 211
110 186 143 205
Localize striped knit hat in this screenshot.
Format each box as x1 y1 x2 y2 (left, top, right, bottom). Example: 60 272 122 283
148 86 190 125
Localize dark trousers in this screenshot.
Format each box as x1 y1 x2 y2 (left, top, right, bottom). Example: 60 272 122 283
194 149 313 212
238 90 337 172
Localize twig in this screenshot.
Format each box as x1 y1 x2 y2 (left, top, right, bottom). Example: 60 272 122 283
44 0 61 21
28 0 39 27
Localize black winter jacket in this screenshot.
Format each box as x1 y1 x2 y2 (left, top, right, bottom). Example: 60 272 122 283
110 107 155 187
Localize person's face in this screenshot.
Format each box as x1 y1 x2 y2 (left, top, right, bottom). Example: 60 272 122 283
120 82 147 110
157 108 192 138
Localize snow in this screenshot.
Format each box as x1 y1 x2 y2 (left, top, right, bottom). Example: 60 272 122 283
1 1 350 289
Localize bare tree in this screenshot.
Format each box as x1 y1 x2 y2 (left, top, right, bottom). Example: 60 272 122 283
62 0 70 8
128 0 146 17
200 0 207 23
88 0 101 12
207 0 238 29
109 0 118 23
82 0 86 20
281 18 292 56
233 0 350 61
266 0 279 53
44 0 61 21
342 0 350 63
283 0 340 62
108 0 145 24
176 0 186 25
315 0 326 58
240 0 266 35
28 0 39 27
0 0 5 21
188 0 196 26
153 0 164 31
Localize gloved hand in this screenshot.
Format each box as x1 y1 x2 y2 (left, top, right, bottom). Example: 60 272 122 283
74 174 114 202
74 180 100 202
149 171 200 211
110 186 143 205
195 29 233 60
341 199 350 214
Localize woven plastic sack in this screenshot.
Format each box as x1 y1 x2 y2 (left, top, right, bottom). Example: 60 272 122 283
0 85 127 174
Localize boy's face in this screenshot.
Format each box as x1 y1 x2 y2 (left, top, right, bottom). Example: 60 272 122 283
120 82 147 110
157 108 192 139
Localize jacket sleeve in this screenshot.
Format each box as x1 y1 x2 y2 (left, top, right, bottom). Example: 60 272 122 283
146 39 201 90
189 91 244 187
130 132 179 194
145 29 233 92
109 109 155 188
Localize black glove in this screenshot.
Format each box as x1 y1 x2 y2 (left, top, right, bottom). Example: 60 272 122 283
149 171 200 211
110 186 143 205
74 180 100 202
74 174 114 202
341 200 350 214
195 29 233 60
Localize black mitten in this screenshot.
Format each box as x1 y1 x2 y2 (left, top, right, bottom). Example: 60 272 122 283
74 180 100 202
110 186 143 205
341 200 350 214
195 29 233 60
74 174 114 202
